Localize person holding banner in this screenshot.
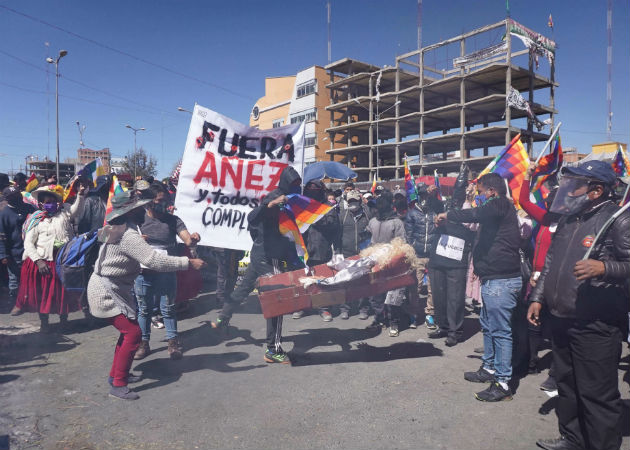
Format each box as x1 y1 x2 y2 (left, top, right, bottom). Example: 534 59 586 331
528 161 629 450
212 166 303 365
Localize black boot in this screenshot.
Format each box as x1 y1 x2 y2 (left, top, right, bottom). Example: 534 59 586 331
38 313 51 333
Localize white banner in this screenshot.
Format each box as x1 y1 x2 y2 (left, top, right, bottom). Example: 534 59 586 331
174 104 305 251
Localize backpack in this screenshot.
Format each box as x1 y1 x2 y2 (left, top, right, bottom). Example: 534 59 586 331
55 230 100 292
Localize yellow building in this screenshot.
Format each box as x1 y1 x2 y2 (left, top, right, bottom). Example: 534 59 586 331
591 141 627 160
250 66 340 163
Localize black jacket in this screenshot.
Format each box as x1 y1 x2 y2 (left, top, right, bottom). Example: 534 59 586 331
77 194 107 234
247 166 300 261
447 196 521 281
429 220 474 269
339 204 371 257
304 209 340 265
530 200 630 322
403 207 438 257
0 202 36 260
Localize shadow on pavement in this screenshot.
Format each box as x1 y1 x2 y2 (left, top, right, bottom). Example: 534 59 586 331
0 374 19 384
0 331 78 366
288 326 443 366
132 351 266 392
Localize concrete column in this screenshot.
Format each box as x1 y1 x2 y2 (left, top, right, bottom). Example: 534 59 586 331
459 37 466 161
368 74 374 180
419 50 425 176
394 61 401 179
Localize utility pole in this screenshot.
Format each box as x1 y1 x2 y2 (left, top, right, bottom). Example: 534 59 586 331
46 49 68 182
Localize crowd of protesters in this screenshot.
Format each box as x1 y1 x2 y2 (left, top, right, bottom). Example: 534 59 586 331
1 158 628 450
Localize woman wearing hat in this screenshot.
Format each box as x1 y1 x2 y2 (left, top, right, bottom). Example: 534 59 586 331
87 191 205 400
13 183 88 330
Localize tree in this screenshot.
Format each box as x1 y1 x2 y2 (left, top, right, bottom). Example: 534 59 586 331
122 147 157 179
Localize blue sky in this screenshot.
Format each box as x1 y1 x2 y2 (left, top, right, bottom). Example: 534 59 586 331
1 0 628 178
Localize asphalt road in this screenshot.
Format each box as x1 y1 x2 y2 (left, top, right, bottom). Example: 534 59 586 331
1 293 629 450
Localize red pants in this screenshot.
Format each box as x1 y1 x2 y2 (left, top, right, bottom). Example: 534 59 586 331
108 314 141 387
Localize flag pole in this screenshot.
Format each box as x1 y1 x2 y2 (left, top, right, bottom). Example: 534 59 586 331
621 180 630 206
534 122 562 165
583 201 630 260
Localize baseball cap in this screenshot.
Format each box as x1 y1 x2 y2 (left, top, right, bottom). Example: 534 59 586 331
346 190 361 202
563 160 617 186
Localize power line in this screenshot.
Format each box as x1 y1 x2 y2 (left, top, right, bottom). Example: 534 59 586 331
0 49 183 117
0 4 256 102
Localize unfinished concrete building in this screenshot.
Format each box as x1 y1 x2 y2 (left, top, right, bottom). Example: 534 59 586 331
325 18 558 181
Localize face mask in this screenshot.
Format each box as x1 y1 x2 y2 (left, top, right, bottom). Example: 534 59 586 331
288 185 301 195
418 198 429 212
7 195 22 208
550 175 595 216
130 208 146 225
348 203 360 213
42 202 59 215
474 194 487 206
152 202 168 215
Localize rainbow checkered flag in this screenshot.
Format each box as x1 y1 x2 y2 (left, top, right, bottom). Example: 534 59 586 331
104 175 126 225
404 157 417 203
278 194 333 263
477 134 529 208
612 146 630 177
531 134 563 192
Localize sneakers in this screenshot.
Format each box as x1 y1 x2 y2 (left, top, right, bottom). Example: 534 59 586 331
264 348 291 364
464 365 495 383
134 340 150 360
408 315 417 329
10 306 22 316
475 381 513 402
539 375 557 392
151 316 165 329
168 338 182 360
320 311 333 322
536 436 583 450
425 315 437 330
427 329 448 339
211 317 229 329
108 373 143 386
367 319 384 330
292 310 305 319
339 310 349 320
389 324 399 337
473 346 484 354
358 310 369 320
109 385 140 401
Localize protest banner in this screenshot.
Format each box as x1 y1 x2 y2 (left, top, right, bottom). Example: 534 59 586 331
174 104 305 251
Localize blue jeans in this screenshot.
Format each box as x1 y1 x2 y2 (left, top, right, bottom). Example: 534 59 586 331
479 276 522 383
135 271 178 341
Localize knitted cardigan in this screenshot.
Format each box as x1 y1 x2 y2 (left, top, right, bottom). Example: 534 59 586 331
87 224 189 319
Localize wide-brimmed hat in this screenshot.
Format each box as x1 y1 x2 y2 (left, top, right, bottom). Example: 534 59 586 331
105 191 151 222
31 185 64 203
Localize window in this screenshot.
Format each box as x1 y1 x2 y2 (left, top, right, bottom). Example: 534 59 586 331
296 79 317 98
304 134 317 147
272 118 284 128
290 108 317 124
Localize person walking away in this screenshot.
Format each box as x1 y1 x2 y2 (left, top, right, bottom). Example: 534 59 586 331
88 191 205 400
415 182 442 330
338 189 371 319
0 186 36 312
528 161 629 450
133 182 201 360
367 191 407 337
436 172 522 402
211 166 304 364
425 189 474 346
13 184 87 331
293 179 341 321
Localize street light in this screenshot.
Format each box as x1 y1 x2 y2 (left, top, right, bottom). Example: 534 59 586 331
354 99 401 180
125 124 146 180
46 49 68 182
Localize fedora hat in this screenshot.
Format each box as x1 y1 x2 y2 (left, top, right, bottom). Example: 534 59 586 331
105 191 151 222
31 185 64 203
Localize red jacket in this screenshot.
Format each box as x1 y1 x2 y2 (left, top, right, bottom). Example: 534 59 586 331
518 179 556 273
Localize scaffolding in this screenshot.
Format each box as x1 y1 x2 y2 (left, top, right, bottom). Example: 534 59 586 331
325 18 557 181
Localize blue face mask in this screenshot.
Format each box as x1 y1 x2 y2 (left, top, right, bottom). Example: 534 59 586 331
289 185 301 195
474 194 487 206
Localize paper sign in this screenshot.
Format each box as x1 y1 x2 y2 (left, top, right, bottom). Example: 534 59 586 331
435 234 465 261
174 105 305 251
